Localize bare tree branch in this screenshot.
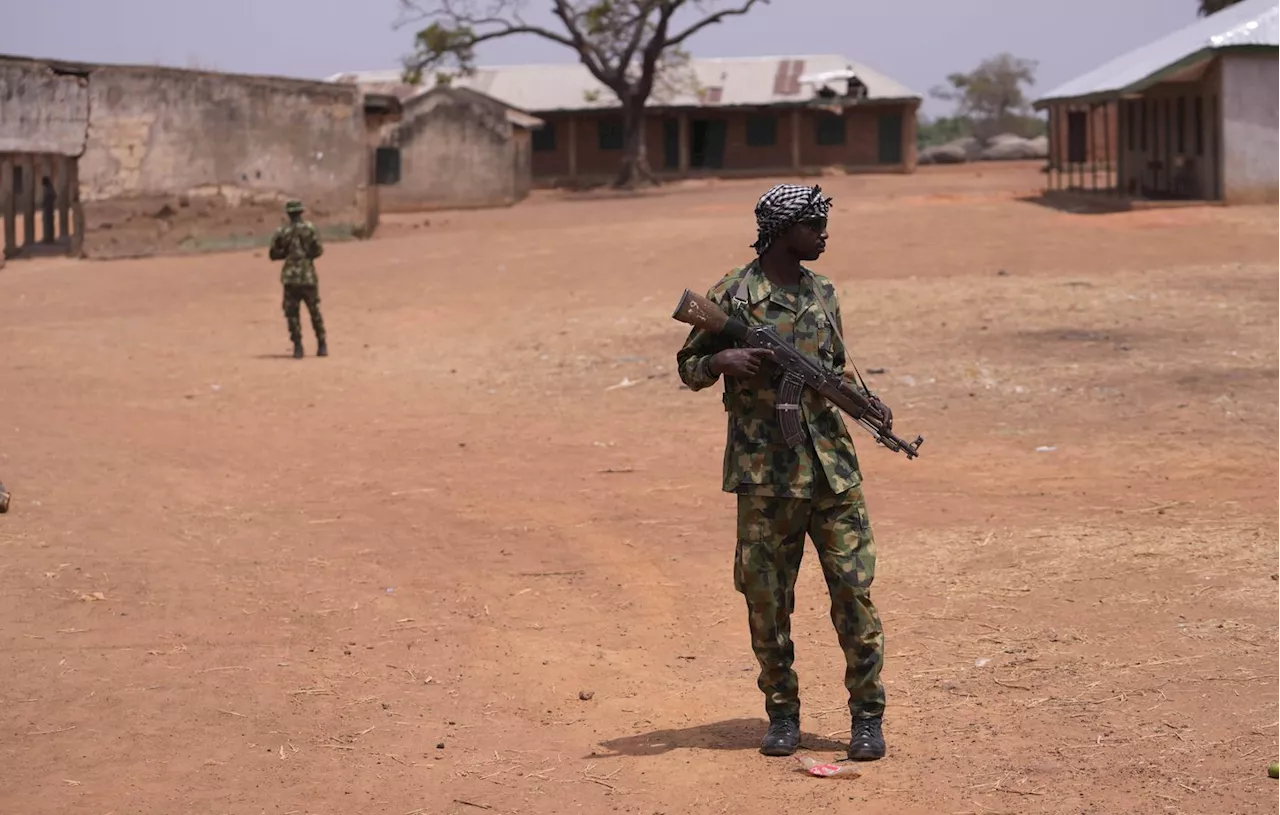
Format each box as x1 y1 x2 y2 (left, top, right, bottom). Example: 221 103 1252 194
549 0 617 85
614 0 664 82
392 0 767 188
665 0 766 48
634 0 680 100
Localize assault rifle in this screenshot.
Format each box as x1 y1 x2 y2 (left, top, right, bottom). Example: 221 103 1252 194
672 289 924 459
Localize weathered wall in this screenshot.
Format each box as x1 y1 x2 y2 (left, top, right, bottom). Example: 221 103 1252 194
1048 101 1119 170
77 64 369 256
380 90 530 212
0 58 90 155
363 110 403 237
511 128 533 203
1219 49 1278 204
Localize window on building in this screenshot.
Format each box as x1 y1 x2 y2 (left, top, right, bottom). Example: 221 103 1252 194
1194 96 1204 157
597 117 624 151
1139 100 1147 151
745 115 777 147
374 147 401 185
1127 101 1137 151
1066 110 1087 163
532 122 556 153
815 115 845 146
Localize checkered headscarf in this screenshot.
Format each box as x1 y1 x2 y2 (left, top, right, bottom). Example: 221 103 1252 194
751 183 833 254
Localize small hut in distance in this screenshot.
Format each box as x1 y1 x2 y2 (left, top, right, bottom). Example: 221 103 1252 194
1035 0 1278 204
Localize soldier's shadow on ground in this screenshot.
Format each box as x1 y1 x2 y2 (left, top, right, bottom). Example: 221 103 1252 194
591 718 847 758
253 353 299 360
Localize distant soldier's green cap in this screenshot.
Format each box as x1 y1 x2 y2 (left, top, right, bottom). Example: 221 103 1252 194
285 199 304 213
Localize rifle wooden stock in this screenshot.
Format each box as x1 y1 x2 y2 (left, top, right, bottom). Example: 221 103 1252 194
671 289 748 341
672 288 923 459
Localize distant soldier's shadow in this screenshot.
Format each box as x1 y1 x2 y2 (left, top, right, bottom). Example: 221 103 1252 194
590 717 847 758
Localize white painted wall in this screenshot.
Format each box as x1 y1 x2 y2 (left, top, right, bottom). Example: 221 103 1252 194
1219 50 1278 204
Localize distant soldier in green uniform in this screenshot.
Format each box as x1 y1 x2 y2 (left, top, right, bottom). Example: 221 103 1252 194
676 184 889 761
269 200 327 359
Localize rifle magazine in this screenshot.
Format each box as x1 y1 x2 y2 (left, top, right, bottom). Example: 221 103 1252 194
776 374 807 448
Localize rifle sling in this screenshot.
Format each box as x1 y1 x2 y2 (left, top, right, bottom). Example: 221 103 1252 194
728 263 873 398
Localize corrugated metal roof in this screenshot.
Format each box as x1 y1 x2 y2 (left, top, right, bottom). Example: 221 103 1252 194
1036 0 1279 106
405 85 544 129
328 54 919 112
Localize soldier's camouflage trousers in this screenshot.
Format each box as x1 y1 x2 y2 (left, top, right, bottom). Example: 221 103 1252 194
282 284 326 344
734 479 885 720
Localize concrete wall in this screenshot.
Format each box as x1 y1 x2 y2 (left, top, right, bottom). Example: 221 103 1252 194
530 102 917 186
1219 49 1278 204
363 109 403 236
0 59 90 155
379 89 533 212
79 64 369 257
0 55 376 258
511 128 533 203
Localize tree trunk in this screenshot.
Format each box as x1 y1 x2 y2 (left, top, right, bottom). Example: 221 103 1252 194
613 97 659 189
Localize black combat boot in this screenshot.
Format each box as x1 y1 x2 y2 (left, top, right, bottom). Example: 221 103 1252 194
760 714 800 756
848 716 885 761
316 338 328 357
292 339 304 359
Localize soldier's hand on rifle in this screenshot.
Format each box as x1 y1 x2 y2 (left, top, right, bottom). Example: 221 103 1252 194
711 348 774 379
870 396 893 430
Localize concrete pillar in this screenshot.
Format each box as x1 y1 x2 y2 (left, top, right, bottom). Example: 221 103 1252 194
677 112 690 174
567 116 578 180
20 154 36 248
39 155 56 244
903 103 918 172
1 155 15 258
68 159 84 257
1116 103 1126 196
363 144 379 239
790 108 802 169
56 155 71 240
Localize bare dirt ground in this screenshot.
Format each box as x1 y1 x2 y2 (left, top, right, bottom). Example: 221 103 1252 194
1 162 1276 815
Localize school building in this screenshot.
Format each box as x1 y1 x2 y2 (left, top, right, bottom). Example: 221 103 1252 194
1035 0 1278 204
331 54 922 187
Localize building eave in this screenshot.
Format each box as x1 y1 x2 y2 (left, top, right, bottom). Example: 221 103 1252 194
525 96 921 115
1036 0 1278 108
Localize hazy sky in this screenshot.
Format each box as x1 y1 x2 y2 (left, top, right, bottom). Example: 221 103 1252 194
1 0 1204 116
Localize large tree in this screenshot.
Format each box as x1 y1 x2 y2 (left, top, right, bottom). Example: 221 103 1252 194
396 1 767 188
1199 0 1246 15
929 53 1039 141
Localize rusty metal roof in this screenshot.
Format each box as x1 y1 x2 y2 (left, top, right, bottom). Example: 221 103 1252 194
328 54 919 113
403 85 544 129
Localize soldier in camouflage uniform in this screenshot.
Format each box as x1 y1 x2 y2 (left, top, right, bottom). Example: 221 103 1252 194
676 184 889 761
269 200 327 359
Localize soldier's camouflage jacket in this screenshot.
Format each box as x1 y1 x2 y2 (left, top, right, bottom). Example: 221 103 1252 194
269 221 324 286
676 260 866 499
